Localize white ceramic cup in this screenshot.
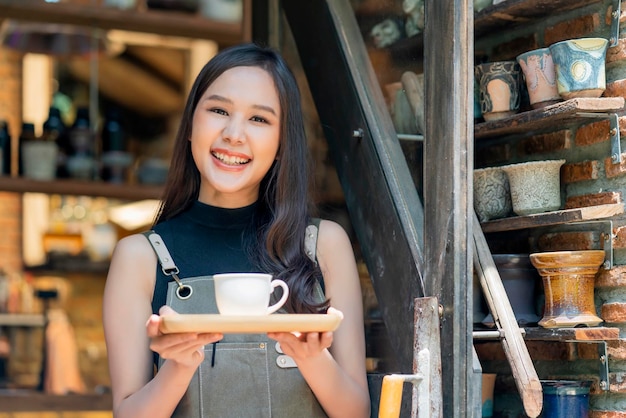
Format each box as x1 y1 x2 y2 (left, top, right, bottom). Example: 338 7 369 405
213 273 289 315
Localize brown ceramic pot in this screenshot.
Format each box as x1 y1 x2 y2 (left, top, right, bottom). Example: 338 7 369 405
529 250 604 328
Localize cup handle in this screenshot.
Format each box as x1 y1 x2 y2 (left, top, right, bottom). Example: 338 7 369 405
267 279 289 314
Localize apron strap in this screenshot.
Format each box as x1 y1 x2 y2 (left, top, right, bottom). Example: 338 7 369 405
142 230 193 300
305 217 321 264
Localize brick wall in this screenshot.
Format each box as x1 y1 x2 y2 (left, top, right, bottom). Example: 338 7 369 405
474 1 626 416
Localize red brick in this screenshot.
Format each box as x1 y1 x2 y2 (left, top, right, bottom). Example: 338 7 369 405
490 35 538 62
544 14 602 46
606 38 626 64
565 191 621 209
604 154 626 178
604 79 626 99
591 412 626 418
526 341 576 361
475 143 511 166
562 161 599 184
601 302 626 323
613 227 626 249
519 130 571 155
576 120 611 146
578 342 600 359
608 372 626 393
608 339 626 361
537 231 599 252
596 265 626 285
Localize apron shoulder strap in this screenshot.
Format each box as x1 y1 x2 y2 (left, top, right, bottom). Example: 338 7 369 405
305 218 321 264
141 230 179 274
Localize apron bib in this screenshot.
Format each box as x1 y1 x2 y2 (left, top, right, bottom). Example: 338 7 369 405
145 221 327 418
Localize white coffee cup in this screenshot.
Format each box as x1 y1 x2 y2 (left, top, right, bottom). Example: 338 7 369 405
213 273 289 315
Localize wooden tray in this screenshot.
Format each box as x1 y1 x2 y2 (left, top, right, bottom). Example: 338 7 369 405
160 313 343 334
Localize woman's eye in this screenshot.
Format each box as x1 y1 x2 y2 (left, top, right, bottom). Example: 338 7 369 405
251 116 268 123
211 108 228 116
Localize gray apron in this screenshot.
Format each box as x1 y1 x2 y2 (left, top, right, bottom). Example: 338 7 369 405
144 223 328 418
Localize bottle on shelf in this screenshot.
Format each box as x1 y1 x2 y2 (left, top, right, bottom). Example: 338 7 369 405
67 107 96 180
42 106 69 178
19 119 59 181
100 107 133 183
0 120 11 176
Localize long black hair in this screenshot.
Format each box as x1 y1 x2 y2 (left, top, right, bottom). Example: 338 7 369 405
154 43 328 313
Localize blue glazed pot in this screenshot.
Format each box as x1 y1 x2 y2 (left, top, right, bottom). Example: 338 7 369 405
549 38 608 100
541 380 591 418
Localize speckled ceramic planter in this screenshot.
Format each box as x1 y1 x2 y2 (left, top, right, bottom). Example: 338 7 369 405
501 159 565 216
473 166 512 222
529 250 604 328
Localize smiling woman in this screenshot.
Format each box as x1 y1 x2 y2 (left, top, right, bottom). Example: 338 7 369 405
103 42 370 418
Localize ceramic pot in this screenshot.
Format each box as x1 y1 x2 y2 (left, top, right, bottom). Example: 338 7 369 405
549 37 608 99
482 254 542 327
541 380 591 418
473 167 512 222
501 159 565 216
529 250 604 328
475 61 522 121
516 47 561 109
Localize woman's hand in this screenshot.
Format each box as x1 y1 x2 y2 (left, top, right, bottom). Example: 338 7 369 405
267 308 343 362
146 306 223 369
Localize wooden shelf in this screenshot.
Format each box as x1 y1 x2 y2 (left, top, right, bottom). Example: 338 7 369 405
480 203 624 233
0 390 111 411
475 0 603 39
523 326 620 341
370 0 603 63
0 177 163 201
0 313 44 327
475 97 625 140
0 0 248 43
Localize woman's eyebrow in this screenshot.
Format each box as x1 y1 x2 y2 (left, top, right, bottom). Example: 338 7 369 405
206 94 277 116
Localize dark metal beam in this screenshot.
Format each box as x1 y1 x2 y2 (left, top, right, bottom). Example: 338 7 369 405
282 0 425 372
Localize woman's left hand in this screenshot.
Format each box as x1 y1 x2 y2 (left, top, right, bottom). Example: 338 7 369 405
267 307 342 361
267 330 333 361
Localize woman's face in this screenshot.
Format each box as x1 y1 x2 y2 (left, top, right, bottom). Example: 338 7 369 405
191 66 281 208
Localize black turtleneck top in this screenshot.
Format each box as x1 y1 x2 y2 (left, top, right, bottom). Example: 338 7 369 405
150 201 258 313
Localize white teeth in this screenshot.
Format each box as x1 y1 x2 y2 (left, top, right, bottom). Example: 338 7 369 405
213 152 250 165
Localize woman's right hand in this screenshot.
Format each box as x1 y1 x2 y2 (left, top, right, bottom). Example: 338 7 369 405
146 305 223 369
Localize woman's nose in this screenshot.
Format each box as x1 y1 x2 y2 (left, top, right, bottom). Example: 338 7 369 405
223 117 245 143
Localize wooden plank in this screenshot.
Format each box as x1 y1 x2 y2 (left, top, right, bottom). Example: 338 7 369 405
524 326 620 341
423 0 473 416
475 0 603 39
0 0 243 43
473 212 543 417
481 203 625 233
0 391 112 411
413 297 443 417
0 177 163 201
369 0 602 64
475 97 625 139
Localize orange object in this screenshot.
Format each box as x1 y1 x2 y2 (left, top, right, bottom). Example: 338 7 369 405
378 374 405 418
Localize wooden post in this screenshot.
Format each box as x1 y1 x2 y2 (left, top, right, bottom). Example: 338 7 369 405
472 212 543 417
413 296 442 417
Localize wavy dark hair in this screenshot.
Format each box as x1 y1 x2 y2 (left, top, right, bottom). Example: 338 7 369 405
154 43 328 314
